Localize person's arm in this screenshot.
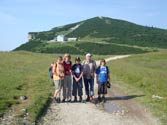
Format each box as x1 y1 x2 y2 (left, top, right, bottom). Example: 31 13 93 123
96 74 99 84
59 65 65 78
94 61 97 69
71 65 74 75
108 74 110 82
77 65 83 81
78 72 83 81
52 64 56 74
107 66 110 82
93 60 97 73
69 61 72 74
95 68 99 84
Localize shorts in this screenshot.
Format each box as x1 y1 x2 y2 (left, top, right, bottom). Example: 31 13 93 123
54 79 64 90
98 82 107 95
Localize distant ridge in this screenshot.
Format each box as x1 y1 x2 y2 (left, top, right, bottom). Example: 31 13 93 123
15 16 167 54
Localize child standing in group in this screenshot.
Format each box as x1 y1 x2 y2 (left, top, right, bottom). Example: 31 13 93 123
71 57 83 102
52 56 64 103
96 59 110 102
63 54 72 102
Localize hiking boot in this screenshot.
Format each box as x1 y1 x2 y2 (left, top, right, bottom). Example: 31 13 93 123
73 97 77 102
79 96 82 102
57 97 61 103
86 96 90 102
90 96 94 103
102 96 106 103
98 96 102 102
53 97 57 103
62 98 66 103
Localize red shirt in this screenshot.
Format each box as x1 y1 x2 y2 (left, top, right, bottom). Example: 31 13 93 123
63 61 72 76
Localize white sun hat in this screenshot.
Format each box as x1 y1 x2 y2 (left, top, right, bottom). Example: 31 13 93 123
86 53 92 57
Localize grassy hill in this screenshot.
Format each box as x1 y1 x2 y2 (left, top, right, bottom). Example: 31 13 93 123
109 50 167 124
15 16 167 53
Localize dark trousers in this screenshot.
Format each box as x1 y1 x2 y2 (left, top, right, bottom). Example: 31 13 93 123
84 78 94 97
98 82 107 95
72 78 83 96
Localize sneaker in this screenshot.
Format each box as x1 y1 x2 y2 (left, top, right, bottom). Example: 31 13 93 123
98 96 102 102
79 96 82 102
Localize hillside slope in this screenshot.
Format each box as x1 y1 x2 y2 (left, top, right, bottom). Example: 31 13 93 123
15 16 167 53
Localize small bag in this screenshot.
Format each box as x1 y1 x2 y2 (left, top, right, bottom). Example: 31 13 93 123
107 81 111 88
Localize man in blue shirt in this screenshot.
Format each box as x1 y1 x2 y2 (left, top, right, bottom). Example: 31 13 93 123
96 59 110 102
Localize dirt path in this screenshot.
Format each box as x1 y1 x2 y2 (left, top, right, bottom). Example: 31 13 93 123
39 55 159 125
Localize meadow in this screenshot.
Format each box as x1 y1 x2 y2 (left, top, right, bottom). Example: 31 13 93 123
108 49 167 124
0 49 167 124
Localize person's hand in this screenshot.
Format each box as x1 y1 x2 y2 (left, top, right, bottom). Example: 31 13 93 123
59 73 64 78
75 77 78 82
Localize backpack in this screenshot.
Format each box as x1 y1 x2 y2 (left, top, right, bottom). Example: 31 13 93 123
49 63 56 79
49 66 53 79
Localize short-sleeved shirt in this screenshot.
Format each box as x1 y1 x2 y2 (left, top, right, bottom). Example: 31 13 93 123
82 60 96 79
72 64 83 78
96 66 109 83
53 63 64 80
63 61 72 76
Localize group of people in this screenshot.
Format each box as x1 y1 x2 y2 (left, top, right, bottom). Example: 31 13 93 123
49 53 110 103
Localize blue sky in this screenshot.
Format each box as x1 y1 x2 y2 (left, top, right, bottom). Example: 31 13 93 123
0 0 167 51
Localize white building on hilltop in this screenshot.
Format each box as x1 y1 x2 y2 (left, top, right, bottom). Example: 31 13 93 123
56 35 67 42
48 35 77 43
67 38 78 41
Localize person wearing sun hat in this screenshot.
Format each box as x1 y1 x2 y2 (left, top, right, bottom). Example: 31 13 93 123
82 53 97 102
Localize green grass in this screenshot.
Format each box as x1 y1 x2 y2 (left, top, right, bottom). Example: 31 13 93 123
0 51 111 122
0 51 55 121
108 50 167 124
1 49 167 124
